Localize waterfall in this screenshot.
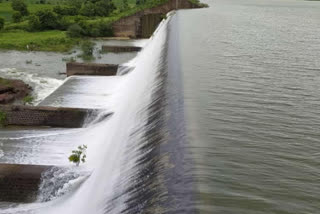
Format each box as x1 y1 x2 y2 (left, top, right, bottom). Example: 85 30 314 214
0 12 175 214
0 11 195 214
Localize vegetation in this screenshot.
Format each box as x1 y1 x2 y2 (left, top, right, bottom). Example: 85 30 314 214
22 95 34 105
66 23 83 38
0 0 205 52
79 40 95 60
0 30 77 51
0 111 6 127
12 11 22 22
0 17 4 29
68 145 87 166
11 0 29 16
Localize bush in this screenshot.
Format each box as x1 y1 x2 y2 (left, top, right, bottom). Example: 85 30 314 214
35 9 59 30
23 95 34 105
66 23 83 38
79 20 113 37
53 5 78 16
80 40 95 57
11 0 29 16
58 16 74 30
12 11 22 23
95 0 116 17
79 0 116 17
0 17 4 30
68 145 87 166
79 2 96 17
28 15 41 31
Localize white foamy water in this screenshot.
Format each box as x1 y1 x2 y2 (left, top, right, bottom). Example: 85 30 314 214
0 68 63 104
0 13 172 214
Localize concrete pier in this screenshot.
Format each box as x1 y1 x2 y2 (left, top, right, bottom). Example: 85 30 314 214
0 105 91 128
0 164 52 202
102 45 142 53
66 62 118 77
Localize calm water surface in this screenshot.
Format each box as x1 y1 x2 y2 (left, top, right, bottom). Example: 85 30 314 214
179 0 320 213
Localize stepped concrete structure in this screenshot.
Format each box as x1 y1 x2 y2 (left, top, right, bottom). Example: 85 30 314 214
112 0 201 38
0 105 91 128
102 45 142 53
66 62 118 77
0 164 52 202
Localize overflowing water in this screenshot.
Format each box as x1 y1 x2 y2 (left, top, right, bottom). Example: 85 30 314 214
0 12 178 214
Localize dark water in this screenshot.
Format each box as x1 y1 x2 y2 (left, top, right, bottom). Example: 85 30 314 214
179 0 320 213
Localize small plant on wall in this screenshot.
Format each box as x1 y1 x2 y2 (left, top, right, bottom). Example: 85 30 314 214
0 111 6 127
23 95 34 105
68 145 87 166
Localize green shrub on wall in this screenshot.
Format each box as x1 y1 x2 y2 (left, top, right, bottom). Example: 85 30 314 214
0 111 7 127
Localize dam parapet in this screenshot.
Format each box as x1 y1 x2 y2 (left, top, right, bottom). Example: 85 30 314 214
112 0 203 38
0 105 92 128
0 164 52 202
66 62 118 77
102 45 142 53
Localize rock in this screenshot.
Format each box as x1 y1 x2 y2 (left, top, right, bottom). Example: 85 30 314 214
0 78 32 105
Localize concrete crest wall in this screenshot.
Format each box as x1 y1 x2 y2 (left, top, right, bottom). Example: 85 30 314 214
112 0 200 38
66 62 118 77
0 105 90 128
0 164 51 202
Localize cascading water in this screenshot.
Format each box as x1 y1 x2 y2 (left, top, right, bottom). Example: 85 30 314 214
0 11 194 214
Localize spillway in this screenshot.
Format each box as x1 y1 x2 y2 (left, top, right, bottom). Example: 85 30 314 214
0 12 194 214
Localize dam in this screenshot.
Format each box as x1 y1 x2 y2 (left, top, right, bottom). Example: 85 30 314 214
1 0 320 213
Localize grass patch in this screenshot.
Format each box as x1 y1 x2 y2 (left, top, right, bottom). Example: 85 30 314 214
0 2 54 22
0 77 12 86
0 30 77 52
23 95 34 105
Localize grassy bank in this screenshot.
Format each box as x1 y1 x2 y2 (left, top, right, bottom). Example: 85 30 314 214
0 0 205 52
0 2 54 21
0 30 77 52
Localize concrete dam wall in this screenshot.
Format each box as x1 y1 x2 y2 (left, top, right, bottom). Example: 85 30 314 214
0 105 91 128
0 164 52 202
112 0 201 38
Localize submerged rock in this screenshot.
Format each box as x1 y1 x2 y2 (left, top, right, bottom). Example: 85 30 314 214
0 78 32 104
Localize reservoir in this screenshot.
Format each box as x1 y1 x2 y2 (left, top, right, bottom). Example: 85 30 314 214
181 0 320 213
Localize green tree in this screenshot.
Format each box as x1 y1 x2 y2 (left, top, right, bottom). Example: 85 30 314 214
136 0 144 5
122 0 129 11
68 0 83 8
66 24 84 38
11 0 29 16
12 11 22 23
35 9 59 30
0 17 4 30
28 14 41 31
79 1 95 16
95 0 116 16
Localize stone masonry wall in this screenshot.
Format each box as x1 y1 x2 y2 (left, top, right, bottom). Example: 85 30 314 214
112 0 200 38
66 62 118 77
0 164 51 202
102 45 142 52
0 105 90 128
